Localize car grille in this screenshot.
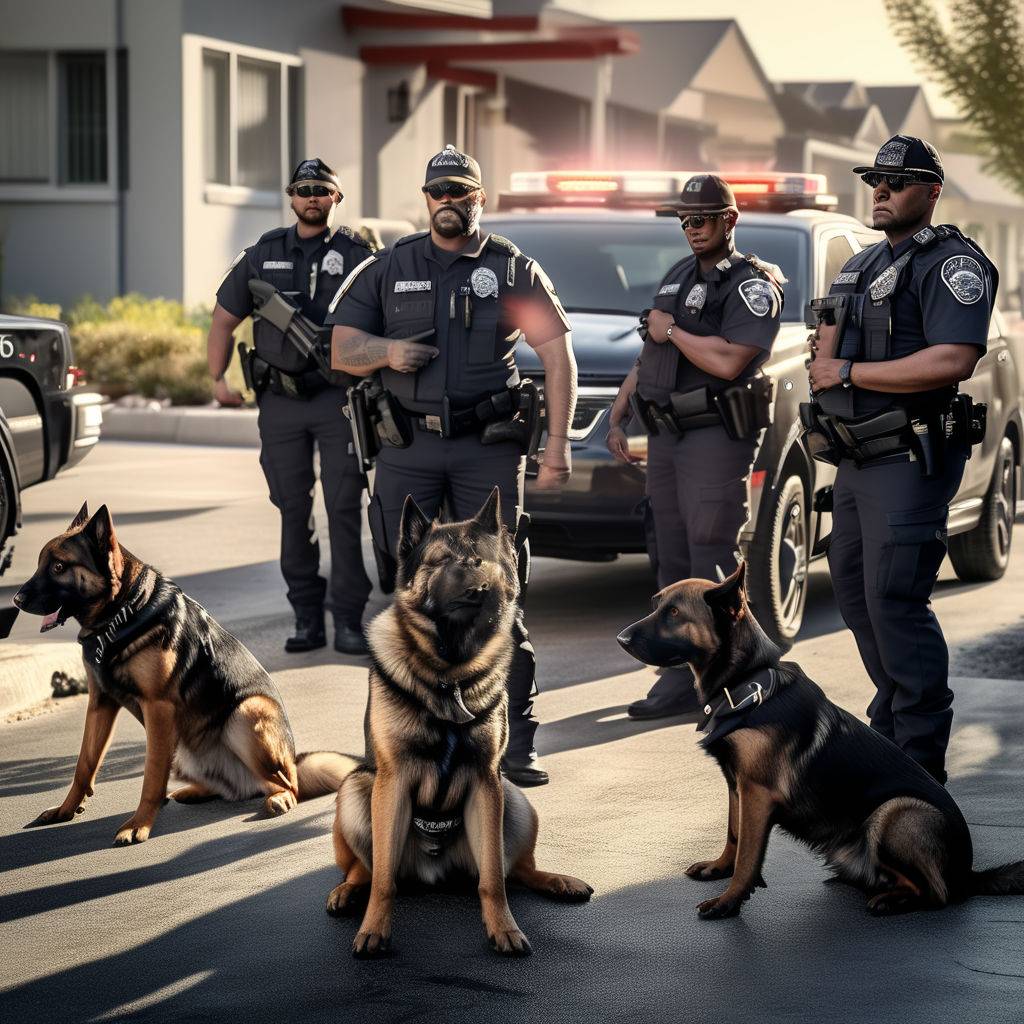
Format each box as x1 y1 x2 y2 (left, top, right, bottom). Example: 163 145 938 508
565 386 618 441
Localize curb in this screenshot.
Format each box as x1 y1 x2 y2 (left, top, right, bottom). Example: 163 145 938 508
0 642 85 718
101 405 260 447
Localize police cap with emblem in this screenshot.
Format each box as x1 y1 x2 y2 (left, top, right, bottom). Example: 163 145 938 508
424 144 484 190
286 157 343 197
852 135 944 184
674 174 738 215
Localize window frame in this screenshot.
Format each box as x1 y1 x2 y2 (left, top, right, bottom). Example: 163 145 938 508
0 48 118 201
192 36 300 208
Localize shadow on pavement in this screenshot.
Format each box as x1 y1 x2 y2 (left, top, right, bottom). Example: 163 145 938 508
0 741 147 799
538 703 698 758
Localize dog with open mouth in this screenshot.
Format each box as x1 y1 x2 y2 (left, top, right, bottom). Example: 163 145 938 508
617 562 1024 918
14 502 358 846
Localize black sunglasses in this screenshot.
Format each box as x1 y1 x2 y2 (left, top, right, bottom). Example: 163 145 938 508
678 213 721 230
290 184 336 198
860 172 932 192
423 181 477 200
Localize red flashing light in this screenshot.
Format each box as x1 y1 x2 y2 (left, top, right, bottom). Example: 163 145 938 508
750 470 767 489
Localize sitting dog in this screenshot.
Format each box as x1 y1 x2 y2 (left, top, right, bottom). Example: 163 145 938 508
327 490 592 958
617 562 1024 917
14 503 357 846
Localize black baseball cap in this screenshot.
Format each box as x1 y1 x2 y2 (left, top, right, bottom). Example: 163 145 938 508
852 135 944 183
675 174 737 215
286 158 342 195
424 144 483 190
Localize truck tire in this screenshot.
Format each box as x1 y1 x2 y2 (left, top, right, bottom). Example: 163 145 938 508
948 434 1016 582
746 472 809 650
0 441 18 562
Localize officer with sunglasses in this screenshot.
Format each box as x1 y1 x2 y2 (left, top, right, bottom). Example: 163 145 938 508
207 157 375 656
327 145 577 787
607 174 783 720
805 135 997 783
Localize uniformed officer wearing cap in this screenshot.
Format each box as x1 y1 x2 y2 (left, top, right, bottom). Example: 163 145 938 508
607 173 783 720
327 145 577 787
806 135 997 783
207 157 375 655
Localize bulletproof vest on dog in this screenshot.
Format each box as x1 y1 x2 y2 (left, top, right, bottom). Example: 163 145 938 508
637 251 780 405
379 232 522 414
250 226 370 374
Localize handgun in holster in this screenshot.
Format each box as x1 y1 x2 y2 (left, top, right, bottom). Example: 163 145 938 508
237 341 270 395
628 391 660 435
343 380 380 475
480 379 542 455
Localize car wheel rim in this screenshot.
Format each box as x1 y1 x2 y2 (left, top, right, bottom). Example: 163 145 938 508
777 494 807 629
994 446 1015 561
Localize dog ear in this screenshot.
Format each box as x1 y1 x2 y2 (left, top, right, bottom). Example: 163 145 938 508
397 495 431 564
703 561 747 620
471 487 502 535
84 505 124 583
68 502 90 531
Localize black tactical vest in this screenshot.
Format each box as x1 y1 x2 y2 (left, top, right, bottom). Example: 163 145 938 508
379 232 522 415
250 226 370 374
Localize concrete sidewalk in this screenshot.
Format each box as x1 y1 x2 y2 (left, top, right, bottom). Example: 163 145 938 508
100 404 260 447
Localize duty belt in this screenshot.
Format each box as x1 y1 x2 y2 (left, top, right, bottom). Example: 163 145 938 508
406 387 520 438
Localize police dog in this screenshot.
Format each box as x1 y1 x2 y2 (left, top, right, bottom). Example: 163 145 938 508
617 562 1024 918
327 489 592 958
14 503 357 846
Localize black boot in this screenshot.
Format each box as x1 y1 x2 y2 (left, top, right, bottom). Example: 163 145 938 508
334 617 368 656
284 607 326 653
628 666 702 720
501 749 549 788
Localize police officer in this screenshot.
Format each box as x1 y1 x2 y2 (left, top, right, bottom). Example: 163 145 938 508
206 158 374 655
327 145 577 787
606 174 782 720
806 136 996 784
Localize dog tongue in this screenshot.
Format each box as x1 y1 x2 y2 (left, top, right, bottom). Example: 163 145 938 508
41 611 60 632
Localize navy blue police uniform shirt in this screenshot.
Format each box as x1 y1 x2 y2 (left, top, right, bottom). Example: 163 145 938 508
829 234 993 416
326 233 570 352
216 224 371 327
653 253 782 393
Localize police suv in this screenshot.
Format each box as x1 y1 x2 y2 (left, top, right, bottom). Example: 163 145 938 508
490 171 1022 646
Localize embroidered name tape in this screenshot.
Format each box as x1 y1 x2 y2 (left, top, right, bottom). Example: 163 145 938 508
395 280 432 293
832 272 860 286
262 261 293 270
658 283 681 296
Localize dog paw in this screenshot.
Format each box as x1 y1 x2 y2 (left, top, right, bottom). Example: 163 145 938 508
326 883 367 917
264 791 297 817
685 860 734 881
538 873 594 903
697 891 747 919
867 890 918 916
25 804 82 828
113 819 152 846
352 930 392 959
488 928 532 957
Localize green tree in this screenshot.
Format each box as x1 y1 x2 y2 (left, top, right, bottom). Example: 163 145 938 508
885 0 1024 193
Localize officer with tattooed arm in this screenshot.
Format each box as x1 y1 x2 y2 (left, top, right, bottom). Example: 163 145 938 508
207 158 374 656
804 135 996 783
327 145 577 787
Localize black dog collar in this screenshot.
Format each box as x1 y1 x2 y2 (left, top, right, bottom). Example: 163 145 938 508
77 569 169 669
698 667 778 746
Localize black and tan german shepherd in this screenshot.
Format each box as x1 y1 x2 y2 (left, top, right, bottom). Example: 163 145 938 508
14 503 357 846
617 562 1024 918
327 489 592 958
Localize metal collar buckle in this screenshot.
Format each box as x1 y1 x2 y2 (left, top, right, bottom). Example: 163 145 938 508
723 681 764 711
424 414 443 433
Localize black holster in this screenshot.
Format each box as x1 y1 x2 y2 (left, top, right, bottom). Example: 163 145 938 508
480 379 542 455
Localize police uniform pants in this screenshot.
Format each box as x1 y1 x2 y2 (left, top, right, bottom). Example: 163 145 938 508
374 432 538 758
644 426 757 700
826 444 968 783
257 388 372 625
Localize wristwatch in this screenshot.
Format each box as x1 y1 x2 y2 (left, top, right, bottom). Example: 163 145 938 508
666 323 675 340
839 360 854 389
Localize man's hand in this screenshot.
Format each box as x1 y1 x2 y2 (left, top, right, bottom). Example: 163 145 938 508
213 378 244 407
807 356 846 394
387 339 439 373
606 424 639 464
535 437 571 490
645 309 674 344
807 322 838 362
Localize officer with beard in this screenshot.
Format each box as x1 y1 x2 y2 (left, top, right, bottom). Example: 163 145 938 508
207 158 374 656
606 174 782 720
327 145 577 787
805 136 996 783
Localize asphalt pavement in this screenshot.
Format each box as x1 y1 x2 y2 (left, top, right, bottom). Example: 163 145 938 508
1 440 1023 1023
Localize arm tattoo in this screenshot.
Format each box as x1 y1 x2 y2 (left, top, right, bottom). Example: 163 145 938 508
334 330 390 367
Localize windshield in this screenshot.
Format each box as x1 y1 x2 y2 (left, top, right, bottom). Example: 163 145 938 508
484 218 807 321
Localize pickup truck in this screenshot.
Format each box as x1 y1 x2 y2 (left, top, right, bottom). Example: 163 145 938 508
0 313 103 571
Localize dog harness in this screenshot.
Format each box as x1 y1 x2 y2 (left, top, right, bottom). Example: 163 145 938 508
697 667 780 747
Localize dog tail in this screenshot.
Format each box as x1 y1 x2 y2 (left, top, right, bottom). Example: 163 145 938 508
968 860 1024 897
296 751 361 801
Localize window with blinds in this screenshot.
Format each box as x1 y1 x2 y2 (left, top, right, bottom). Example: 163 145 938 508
59 52 108 184
0 53 51 182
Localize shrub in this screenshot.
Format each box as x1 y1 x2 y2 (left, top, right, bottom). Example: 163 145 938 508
1 294 63 320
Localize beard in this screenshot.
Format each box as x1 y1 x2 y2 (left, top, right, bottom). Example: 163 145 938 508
293 201 330 228
432 198 482 239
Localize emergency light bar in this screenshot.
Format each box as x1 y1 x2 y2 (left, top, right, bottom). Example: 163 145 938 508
500 170 838 213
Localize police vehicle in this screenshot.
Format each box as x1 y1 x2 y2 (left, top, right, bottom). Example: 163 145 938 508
491 170 1023 646
0 312 103 572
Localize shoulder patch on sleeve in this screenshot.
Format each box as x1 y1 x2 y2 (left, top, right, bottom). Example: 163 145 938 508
328 255 378 315
940 255 985 305
737 277 775 317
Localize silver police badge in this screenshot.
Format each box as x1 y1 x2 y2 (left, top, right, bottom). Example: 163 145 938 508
738 278 773 317
941 255 985 305
470 266 499 299
321 249 345 276
684 283 706 310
